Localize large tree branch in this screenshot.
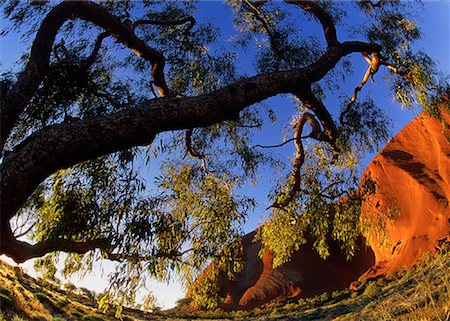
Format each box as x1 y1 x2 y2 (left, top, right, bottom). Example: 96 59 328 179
0 0 172 152
0 40 382 259
0 41 381 224
273 112 320 209
0 224 109 263
285 0 339 47
295 86 338 147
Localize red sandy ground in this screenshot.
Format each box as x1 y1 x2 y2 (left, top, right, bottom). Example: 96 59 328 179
197 108 450 310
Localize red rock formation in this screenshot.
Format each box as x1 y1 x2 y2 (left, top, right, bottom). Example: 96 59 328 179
359 109 450 279
218 232 374 310
191 106 450 310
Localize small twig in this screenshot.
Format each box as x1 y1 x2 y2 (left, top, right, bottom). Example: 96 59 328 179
87 84 127 109
184 129 207 171
243 0 282 66
149 81 159 98
367 0 385 8
225 120 262 129
13 222 35 239
254 136 309 149
133 16 196 33
84 31 110 68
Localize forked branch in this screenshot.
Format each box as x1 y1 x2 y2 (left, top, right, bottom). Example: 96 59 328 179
84 31 110 68
0 1 174 151
1 228 110 264
272 112 321 209
295 86 338 148
184 129 207 171
340 51 381 123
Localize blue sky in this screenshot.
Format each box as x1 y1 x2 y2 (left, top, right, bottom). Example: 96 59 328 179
1 0 449 309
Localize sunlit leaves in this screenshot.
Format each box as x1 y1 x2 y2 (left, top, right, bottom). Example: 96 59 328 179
366 14 420 56
332 196 362 260
34 254 58 283
338 97 392 157
387 51 441 112
186 239 243 309
260 210 307 268
156 163 252 265
260 99 390 266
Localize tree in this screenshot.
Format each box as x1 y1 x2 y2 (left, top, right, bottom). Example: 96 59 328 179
0 0 446 308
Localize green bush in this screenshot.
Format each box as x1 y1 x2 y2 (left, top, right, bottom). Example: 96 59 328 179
297 298 308 309
34 292 48 302
232 310 249 318
269 307 279 317
175 297 192 307
56 299 69 308
71 311 83 319
283 302 298 311
317 292 331 302
82 315 105 321
363 281 379 298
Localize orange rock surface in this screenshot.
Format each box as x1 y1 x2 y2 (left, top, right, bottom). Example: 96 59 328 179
192 107 450 310
359 109 450 279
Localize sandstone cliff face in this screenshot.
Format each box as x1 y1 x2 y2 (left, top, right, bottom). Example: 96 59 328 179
359 109 450 279
192 108 450 310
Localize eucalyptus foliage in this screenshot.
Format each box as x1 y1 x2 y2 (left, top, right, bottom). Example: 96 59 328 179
0 0 446 311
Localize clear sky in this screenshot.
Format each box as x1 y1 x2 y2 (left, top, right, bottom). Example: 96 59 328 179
0 0 449 309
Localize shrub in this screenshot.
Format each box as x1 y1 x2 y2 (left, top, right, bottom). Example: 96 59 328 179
175 298 191 307
363 281 379 298
34 292 48 302
82 315 105 321
56 300 69 308
297 298 308 309
269 307 279 317
317 292 331 302
232 310 249 319
283 302 298 311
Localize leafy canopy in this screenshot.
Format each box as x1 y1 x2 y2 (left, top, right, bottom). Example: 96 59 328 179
0 0 447 310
